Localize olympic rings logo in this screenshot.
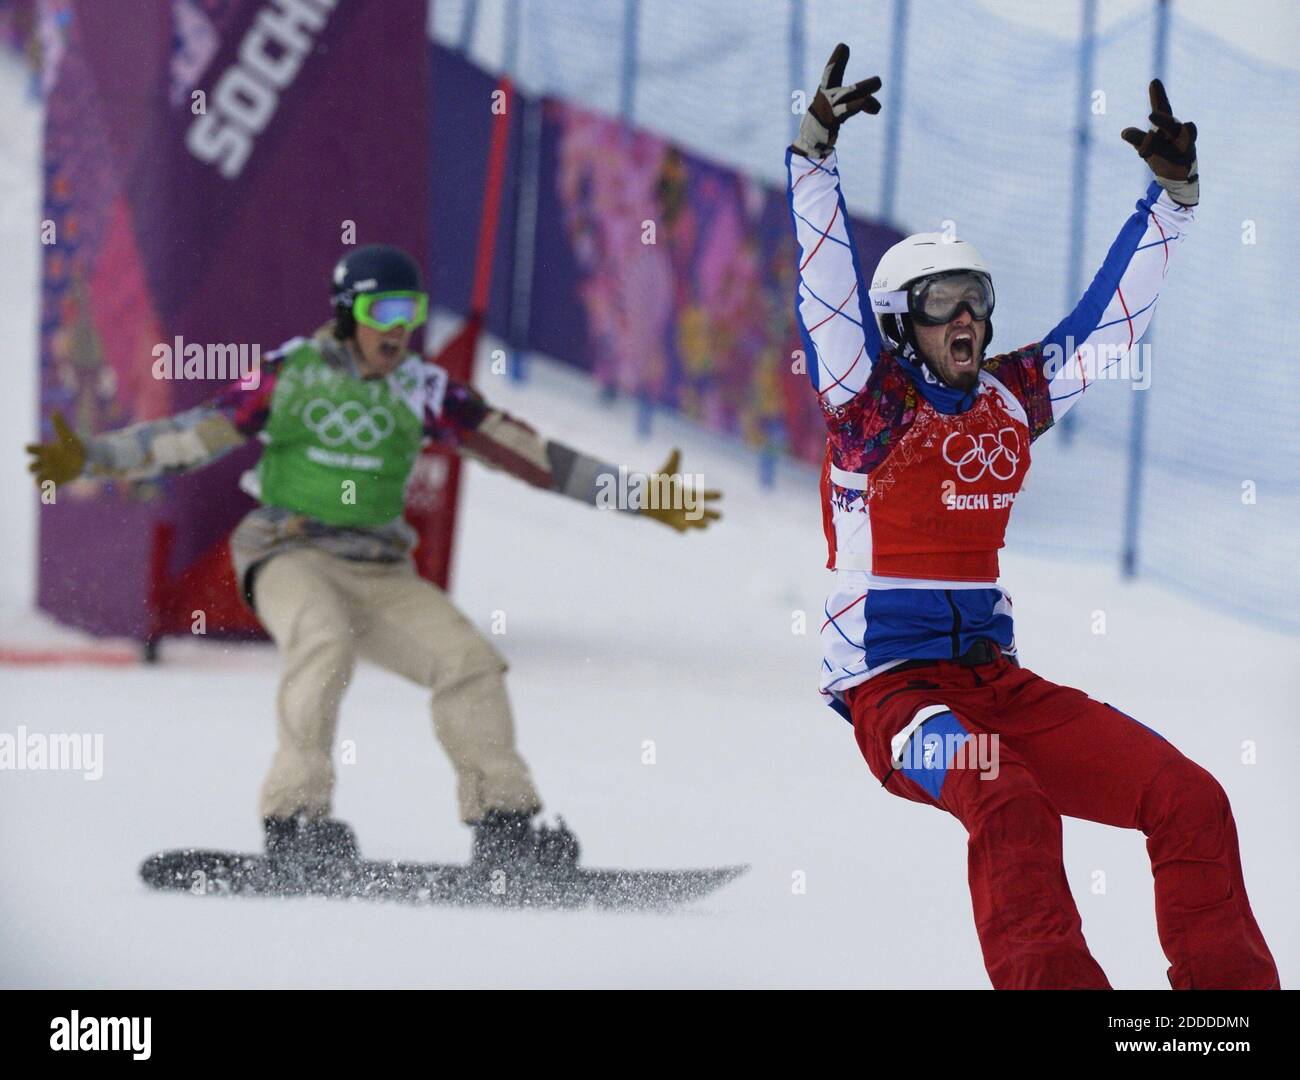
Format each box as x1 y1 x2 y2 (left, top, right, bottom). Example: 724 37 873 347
302 398 395 450
941 427 1020 482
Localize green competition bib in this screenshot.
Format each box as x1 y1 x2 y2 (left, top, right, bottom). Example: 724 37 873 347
257 340 438 526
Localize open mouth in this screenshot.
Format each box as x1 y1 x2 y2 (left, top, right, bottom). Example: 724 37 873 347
949 330 976 368
378 340 402 361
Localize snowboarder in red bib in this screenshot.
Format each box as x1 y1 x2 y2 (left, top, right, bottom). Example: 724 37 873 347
787 45 1278 989
27 245 721 873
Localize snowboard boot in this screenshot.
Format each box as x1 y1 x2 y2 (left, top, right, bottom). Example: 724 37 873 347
263 812 360 863
535 816 580 870
471 810 580 871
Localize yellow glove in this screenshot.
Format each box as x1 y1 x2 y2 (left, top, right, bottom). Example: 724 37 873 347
25 412 86 487
638 449 722 533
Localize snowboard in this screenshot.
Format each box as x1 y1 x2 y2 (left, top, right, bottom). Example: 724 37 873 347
139 848 748 910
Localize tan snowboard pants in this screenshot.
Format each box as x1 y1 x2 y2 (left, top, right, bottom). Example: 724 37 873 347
252 548 542 824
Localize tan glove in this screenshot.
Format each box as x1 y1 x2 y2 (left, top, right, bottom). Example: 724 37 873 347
25 411 86 487
639 449 722 533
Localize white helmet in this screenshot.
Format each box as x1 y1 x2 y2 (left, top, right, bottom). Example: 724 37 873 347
868 233 993 356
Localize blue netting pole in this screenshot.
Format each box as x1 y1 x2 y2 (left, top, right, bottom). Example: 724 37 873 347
762 0 807 490
619 0 639 123
458 0 478 52
508 96 540 384
879 0 909 223
788 0 805 145
621 0 652 438
505 0 537 384
502 0 519 70
1060 0 1097 446
1121 0 1169 578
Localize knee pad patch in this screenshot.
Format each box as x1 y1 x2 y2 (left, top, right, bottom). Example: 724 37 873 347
894 706 972 802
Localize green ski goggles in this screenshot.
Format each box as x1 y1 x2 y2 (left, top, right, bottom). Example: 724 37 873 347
352 290 429 332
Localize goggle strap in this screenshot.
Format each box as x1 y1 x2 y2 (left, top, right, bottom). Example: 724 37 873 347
871 290 911 314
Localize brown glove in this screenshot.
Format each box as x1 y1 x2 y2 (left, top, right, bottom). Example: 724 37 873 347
639 449 723 533
25 411 86 487
1122 79 1198 207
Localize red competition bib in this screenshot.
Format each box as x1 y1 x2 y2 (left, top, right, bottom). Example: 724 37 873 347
863 389 1030 582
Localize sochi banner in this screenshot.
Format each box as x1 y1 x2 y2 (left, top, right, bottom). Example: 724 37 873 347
38 0 430 641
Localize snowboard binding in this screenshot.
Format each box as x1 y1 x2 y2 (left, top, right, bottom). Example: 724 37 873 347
471 810 581 872
263 813 360 864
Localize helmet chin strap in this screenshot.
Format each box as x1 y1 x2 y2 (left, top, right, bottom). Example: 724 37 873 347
896 314 920 362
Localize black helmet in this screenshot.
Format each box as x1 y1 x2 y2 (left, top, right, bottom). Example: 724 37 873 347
330 244 423 339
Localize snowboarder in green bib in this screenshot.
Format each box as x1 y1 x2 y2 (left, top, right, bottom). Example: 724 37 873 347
27 244 722 869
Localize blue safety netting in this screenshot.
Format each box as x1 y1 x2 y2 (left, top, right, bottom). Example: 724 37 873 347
431 0 1300 633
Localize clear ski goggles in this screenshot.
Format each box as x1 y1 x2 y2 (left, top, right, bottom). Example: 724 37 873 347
876 270 995 326
352 290 429 332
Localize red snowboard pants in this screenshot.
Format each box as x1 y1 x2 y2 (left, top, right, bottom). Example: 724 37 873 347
846 655 1279 990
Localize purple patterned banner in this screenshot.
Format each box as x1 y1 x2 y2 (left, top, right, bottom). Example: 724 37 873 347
432 44 904 467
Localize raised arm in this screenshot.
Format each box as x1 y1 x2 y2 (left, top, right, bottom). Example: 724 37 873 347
1036 80 1198 429
786 44 883 412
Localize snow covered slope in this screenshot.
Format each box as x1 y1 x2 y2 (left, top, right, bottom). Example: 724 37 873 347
2 347 1295 988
